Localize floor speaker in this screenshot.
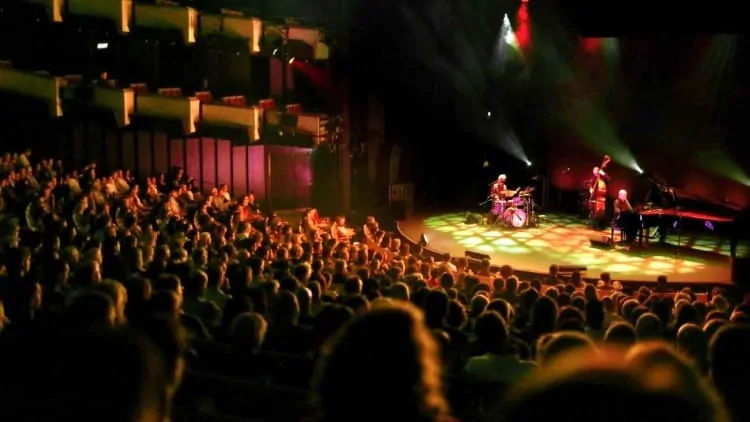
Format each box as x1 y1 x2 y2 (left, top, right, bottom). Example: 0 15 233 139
589 234 613 249
732 257 750 291
465 212 484 225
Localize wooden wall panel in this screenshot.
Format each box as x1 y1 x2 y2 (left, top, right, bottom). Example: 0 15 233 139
121 131 136 174
170 138 185 173
136 130 152 178
71 123 86 169
153 131 169 176
247 145 265 199
200 138 217 192
231 146 248 197
217 140 232 192
86 124 104 169
104 131 121 172
184 138 201 185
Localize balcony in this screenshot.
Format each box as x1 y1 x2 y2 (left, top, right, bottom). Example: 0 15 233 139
133 3 198 44
62 81 136 127
0 67 65 117
25 0 64 22
199 98 262 144
201 12 263 54
66 0 132 33
134 89 200 135
266 25 330 61
266 108 328 146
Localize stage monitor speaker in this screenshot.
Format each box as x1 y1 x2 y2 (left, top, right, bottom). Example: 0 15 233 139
589 235 613 249
558 265 587 273
465 211 483 225
732 257 750 291
466 251 491 261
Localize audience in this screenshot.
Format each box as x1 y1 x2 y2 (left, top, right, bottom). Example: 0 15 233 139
0 150 746 422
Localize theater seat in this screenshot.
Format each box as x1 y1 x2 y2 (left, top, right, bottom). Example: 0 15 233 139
175 371 312 422
194 91 213 103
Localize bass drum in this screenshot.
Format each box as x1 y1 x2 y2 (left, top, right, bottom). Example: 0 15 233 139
503 208 527 228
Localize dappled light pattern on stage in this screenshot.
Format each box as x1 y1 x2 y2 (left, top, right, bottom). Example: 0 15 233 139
408 212 733 284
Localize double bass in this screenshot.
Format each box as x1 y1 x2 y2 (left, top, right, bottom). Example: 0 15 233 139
588 155 611 219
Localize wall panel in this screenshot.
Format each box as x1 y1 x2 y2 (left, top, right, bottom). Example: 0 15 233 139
86 124 105 169
136 130 152 178
184 138 201 184
104 131 121 172
121 131 136 174
217 139 232 191
71 123 86 169
200 138 217 192
153 131 169 176
247 145 265 199
231 146 248 197
170 138 185 172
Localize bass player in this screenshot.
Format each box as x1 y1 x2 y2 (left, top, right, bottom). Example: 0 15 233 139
588 155 611 229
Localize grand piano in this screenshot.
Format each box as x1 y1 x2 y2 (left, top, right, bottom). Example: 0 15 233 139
636 176 747 258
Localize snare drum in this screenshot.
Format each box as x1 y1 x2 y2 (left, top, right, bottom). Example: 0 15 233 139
503 208 527 228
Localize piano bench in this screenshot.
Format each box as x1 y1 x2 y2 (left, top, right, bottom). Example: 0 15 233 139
610 224 624 244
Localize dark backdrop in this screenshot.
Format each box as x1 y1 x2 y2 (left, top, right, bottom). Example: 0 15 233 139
352 0 750 210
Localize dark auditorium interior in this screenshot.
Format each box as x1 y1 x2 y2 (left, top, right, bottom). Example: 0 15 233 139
1 0 750 421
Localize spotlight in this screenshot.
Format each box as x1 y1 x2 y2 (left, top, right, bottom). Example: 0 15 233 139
487 111 492 118
288 57 295 64
526 161 532 167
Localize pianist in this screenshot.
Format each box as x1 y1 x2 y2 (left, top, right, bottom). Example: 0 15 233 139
614 189 639 244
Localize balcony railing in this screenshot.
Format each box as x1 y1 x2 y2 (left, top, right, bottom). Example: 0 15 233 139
25 0 64 22
266 109 328 145
66 0 132 33
135 92 200 134
0 67 65 117
266 25 330 60
202 102 262 142
92 85 135 127
201 13 263 54
133 3 198 44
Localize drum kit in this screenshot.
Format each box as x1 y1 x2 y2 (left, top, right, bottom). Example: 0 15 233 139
487 187 539 228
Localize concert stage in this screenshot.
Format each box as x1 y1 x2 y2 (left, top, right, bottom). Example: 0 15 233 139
398 212 742 286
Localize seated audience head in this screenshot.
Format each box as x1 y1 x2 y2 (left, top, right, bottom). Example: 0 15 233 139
475 311 509 354
710 325 750 421
312 301 449 422
676 323 709 373
503 347 729 422
604 321 637 347
635 312 663 340
537 331 596 367
230 312 268 354
271 290 300 324
2 328 170 422
67 291 117 329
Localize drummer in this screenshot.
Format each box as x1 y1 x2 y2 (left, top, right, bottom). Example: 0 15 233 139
488 174 515 224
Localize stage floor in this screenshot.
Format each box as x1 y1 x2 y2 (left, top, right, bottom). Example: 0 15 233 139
398 212 740 285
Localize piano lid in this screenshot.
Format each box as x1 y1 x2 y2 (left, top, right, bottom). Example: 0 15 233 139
644 175 742 218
